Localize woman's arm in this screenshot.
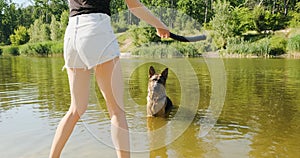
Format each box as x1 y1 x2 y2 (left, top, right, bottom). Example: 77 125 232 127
125 0 170 38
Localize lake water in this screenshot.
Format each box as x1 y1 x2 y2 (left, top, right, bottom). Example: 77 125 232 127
0 56 299 158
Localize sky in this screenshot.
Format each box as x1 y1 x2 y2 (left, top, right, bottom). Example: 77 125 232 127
12 0 33 6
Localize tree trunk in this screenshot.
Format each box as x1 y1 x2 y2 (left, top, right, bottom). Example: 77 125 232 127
284 0 289 16
272 0 276 14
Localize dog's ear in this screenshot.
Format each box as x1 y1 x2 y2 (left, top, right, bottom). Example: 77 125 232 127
161 68 168 79
149 66 156 78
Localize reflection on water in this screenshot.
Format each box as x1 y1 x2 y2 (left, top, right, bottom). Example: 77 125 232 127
0 56 300 157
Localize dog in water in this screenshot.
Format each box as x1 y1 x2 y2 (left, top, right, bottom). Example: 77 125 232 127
147 66 173 117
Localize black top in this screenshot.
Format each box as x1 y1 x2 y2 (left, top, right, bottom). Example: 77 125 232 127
69 0 111 17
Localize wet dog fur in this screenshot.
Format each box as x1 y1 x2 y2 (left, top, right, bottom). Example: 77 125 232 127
147 66 173 117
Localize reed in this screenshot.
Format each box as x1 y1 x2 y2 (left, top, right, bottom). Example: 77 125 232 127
226 37 272 57
131 42 202 57
287 35 300 52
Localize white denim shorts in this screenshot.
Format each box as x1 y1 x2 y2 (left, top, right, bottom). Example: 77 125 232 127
63 13 120 70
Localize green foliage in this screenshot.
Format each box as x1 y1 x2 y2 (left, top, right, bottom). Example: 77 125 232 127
226 37 271 56
28 18 43 42
9 26 30 45
60 10 69 34
131 42 203 57
19 41 63 56
287 35 300 52
177 0 207 24
111 11 130 33
231 7 252 34
50 15 62 41
132 43 181 57
269 35 287 55
41 23 51 41
32 0 68 23
19 42 50 56
0 2 18 44
28 18 51 42
252 6 288 32
289 2 300 27
170 42 200 57
252 5 267 33
110 0 127 15
210 0 236 49
50 41 64 54
1 46 19 56
128 23 160 47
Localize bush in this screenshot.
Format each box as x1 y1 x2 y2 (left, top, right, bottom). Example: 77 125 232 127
131 42 202 57
269 36 287 55
253 38 271 56
9 26 30 45
132 43 182 57
18 41 63 56
128 24 161 47
226 37 248 54
2 46 19 56
287 35 300 52
226 37 271 56
289 2 300 27
50 41 63 55
112 23 129 33
170 42 200 57
19 42 50 56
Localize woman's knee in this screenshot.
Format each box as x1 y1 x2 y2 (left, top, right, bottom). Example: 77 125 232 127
68 104 87 118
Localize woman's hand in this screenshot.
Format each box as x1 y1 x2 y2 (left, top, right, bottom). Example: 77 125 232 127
126 0 170 38
156 28 170 39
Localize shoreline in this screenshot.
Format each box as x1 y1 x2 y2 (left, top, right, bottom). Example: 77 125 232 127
1 50 300 59
120 51 300 59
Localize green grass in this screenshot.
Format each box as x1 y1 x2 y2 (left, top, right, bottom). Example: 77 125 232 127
287 34 300 52
1 45 19 56
0 41 63 57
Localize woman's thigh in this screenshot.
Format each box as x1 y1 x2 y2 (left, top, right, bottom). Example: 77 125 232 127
94 57 124 116
67 68 91 116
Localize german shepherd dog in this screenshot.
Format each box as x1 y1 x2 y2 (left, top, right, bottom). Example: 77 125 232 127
147 66 173 117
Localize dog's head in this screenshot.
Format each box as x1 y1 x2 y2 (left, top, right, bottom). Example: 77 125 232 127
148 66 168 87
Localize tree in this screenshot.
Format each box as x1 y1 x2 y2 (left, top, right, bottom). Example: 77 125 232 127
210 0 236 48
289 2 300 27
49 0 68 21
252 5 267 33
41 23 51 41
50 15 62 41
32 0 67 24
9 26 29 45
60 10 69 34
0 2 19 44
177 0 207 24
110 0 127 15
231 6 252 34
28 17 50 42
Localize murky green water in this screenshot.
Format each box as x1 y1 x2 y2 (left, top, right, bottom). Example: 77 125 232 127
0 56 299 158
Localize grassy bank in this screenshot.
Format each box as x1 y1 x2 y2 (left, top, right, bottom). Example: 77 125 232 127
222 31 300 58
1 28 300 58
0 41 63 56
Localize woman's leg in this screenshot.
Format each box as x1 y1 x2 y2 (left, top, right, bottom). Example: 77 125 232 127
95 57 130 158
49 68 91 158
